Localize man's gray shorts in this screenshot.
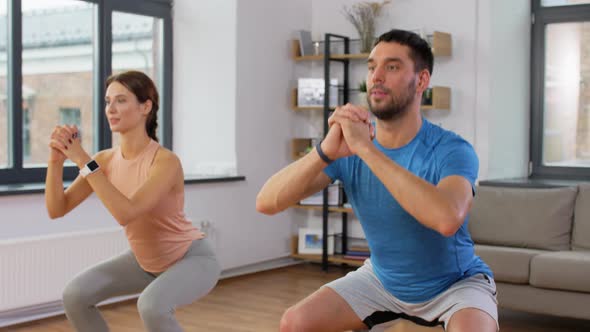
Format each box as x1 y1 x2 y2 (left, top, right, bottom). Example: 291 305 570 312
324 259 498 331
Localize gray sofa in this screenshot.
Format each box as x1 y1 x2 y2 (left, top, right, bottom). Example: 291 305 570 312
468 184 590 320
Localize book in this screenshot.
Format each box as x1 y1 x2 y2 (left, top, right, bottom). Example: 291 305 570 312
345 250 371 257
298 30 314 56
343 255 369 261
348 246 370 252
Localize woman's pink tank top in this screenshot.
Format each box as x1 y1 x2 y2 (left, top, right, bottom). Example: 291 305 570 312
106 140 204 272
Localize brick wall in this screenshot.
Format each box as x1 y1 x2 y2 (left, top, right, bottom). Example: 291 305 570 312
0 72 94 167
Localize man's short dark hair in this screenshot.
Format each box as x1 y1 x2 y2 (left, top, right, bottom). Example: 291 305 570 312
374 29 434 75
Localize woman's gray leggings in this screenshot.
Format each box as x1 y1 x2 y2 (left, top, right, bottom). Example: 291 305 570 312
62 238 220 332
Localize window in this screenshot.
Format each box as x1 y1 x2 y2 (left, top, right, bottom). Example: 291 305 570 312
0 0 8 169
111 11 164 147
0 0 172 185
21 0 95 168
542 0 590 6
59 107 81 126
531 0 590 178
22 105 29 161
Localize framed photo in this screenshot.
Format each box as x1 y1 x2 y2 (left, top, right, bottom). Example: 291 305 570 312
297 78 339 107
298 228 334 255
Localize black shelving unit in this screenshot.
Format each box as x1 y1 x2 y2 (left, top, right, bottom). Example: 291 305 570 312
321 33 351 271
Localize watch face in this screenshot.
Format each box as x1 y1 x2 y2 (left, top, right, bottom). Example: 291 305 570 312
87 160 99 171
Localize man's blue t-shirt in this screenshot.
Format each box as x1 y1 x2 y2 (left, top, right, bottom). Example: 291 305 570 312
324 118 492 303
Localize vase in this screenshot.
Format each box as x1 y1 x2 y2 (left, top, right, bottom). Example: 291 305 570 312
359 34 374 53
358 25 375 53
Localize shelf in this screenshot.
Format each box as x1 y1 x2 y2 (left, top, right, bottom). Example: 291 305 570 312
421 86 451 111
291 40 369 61
291 253 365 267
292 31 452 60
288 31 452 272
430 31 452 57
291 138 312 160
292 204 353 214
290 235 367 268
294 53 370 61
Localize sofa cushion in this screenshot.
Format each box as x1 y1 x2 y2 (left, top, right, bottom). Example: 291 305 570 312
469 186 577 251
573 184 590 251
475 244 546 284
530 251 590 293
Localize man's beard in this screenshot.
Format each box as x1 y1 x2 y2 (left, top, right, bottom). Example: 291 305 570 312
367 78 416 121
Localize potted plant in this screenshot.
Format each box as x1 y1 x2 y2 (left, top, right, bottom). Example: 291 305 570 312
359 80 367 93
358 80 369 107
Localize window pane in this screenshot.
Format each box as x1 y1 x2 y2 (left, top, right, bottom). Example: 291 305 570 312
111 12 163 146
60 107 81 126
22 0 96 167
542 0 590 6
0 1 7 168
543 22 590 167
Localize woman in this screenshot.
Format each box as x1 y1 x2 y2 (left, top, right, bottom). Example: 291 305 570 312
45 70 220 332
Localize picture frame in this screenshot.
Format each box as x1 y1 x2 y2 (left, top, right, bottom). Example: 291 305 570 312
298 228 334 255
297 78 339 107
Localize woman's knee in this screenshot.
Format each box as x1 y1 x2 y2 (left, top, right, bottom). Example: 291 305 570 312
137 293 170 323
62 278 94 310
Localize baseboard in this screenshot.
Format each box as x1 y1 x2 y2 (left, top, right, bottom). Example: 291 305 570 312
0 294 138 328
0 255 300 328
219 255 300 279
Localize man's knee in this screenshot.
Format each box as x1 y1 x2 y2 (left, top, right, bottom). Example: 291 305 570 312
447 308 497 332
280 306 310 332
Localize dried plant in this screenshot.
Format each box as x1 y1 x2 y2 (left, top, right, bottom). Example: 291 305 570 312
342 1 391 53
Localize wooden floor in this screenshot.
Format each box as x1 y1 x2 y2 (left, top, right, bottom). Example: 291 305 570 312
3 264 590 332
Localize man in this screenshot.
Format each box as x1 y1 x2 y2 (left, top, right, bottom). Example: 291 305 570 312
256 29 497 332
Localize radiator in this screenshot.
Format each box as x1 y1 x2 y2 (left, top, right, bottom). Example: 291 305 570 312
0 227 128 313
